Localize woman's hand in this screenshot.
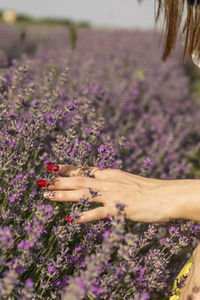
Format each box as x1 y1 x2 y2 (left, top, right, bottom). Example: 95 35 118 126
179 243 200 300
36 164 178 224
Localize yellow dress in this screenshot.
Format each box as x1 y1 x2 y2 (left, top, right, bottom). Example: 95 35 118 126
169 255 193 300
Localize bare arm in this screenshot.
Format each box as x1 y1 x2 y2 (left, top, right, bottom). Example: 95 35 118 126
147 179 200 223
43 164 200 224
175 179 200 223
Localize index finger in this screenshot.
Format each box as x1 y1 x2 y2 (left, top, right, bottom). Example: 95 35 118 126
46 164 98 177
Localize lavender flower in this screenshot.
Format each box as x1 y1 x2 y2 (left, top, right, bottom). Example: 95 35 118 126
0 23 200 300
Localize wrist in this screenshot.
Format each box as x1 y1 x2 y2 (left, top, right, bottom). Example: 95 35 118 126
167 179 200 222
147 179 200 222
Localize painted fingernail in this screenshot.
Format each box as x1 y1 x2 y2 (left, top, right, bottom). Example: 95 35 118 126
43 191 56 199
46 165 59 172
65 216 74 223
36 179 47 188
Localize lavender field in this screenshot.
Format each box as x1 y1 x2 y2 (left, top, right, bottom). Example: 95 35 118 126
1 23 200 300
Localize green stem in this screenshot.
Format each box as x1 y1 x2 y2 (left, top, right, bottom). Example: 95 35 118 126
146 235 175 274
0 219 6 227
111 282 124 296
36 226 64 259
163 243 183 263
0 170 3 179
159 235 174 256
123 287 134 298
1 194 8 214
0 264 5 275
147 241 183 276
21 263 36 281
40 275 52 297
46 238 58 257
51 266 66 283
77 161 87 176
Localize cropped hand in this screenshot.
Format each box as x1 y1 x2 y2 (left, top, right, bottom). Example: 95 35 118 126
36 164 177 224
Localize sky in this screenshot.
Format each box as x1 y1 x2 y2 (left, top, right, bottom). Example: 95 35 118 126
0 0 169 30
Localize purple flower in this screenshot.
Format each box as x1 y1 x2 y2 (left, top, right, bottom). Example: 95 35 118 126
132 89 139 96
89 188 100 198
74 278 86 290
25 278 34 289
102 230 110 238
45 204 53 212
1 234 9 240
17 239 30 251
98 144 106 152
48 265 55 273
38 226 45 234
9 195 16 203
169 225 180 236
55 280 61 286
24 225 32 231
16 265 24 274
7 111 12 117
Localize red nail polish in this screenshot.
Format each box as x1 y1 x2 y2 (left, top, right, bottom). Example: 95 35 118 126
65 216 74 223
36 179 47 187
46 165 59 172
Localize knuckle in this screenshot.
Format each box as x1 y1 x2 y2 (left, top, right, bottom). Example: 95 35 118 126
82 190 90 199
75 176 84 188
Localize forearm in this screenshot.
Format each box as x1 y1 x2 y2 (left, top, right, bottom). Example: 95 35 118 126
169 179 200 222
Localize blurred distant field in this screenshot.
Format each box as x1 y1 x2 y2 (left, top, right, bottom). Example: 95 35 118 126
0 19 200 102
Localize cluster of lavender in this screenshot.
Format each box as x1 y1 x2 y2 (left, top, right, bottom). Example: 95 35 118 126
0 24 200 299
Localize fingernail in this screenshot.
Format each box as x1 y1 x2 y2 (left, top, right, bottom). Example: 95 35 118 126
65 216 74 223
43 191 56 199
46 165 59 172
36 179 47 187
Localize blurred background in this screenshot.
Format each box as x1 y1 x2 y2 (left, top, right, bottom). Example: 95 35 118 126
1 0 200 100
0 0 161 30
0 0 190 30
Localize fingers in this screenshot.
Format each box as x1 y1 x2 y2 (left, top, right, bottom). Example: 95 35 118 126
43 187 109 223
77 206 109 224
46 164 99 178
43 189 103 204
46 176 106 191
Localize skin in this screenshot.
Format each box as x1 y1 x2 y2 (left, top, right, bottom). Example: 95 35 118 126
43 164 178 224
179 244 200 300
41 164 200 298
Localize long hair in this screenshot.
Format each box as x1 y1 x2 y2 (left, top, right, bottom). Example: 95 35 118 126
137 0 200 63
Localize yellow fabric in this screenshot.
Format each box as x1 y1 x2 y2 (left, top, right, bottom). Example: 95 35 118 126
169 255 193 300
